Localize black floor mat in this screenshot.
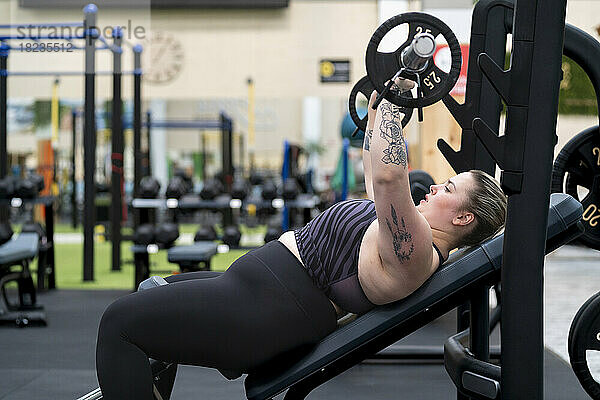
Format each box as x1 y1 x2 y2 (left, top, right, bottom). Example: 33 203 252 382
0 289 589 399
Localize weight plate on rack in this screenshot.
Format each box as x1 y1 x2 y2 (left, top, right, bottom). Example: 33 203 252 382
569 290 600 399
348 76 413 132
552 125 600 250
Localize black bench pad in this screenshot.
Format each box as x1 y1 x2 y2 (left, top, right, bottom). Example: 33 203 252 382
167 242 218 264
0 233 39 266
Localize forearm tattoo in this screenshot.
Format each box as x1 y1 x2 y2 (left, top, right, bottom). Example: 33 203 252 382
379 102 408 167
385 204 414 263
363 129 373 151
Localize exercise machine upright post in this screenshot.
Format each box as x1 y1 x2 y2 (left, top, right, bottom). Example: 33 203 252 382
133 44 143 227
111 27 123 272
503 0 566 397
221 112 234 226
72 109 78 229
0 43 8 223
83 4 97 281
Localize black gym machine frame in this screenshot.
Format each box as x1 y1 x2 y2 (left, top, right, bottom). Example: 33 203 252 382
83 21 144 279
430 0 568 398
348 0 580 397
360 0 584 398
0 4 144 281
0 6 93 287
69 36 143 274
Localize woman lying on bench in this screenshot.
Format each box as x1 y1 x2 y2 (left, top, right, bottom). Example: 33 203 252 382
95 81 507 400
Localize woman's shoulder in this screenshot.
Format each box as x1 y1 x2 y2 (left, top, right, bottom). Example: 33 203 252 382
359 214 436 304
367 210 433 271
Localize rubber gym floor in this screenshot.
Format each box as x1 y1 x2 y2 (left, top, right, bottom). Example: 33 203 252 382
1 244 597 399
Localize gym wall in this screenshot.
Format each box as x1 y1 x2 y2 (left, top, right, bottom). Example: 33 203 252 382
0 0 598 180
0 0 375 174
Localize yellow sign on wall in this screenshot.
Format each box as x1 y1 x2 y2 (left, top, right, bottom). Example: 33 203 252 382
319 59 350 83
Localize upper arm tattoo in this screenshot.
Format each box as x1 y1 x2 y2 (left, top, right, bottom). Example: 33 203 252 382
385 204 414 263
379 102 408 167
363 128 373 151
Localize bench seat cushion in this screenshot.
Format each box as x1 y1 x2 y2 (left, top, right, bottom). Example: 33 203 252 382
0 233 39 265
167 242 218 263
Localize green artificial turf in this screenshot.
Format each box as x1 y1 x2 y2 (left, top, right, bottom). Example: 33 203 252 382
26 223 267 290
52 223 198 235
44 241 249 290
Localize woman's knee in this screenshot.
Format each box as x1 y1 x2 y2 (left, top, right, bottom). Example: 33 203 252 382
98 296 134 340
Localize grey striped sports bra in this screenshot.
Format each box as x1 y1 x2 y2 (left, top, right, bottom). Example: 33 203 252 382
294 199 377 314
295 199 447 315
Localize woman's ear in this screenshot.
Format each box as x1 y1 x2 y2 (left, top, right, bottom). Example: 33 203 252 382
452 211 475 226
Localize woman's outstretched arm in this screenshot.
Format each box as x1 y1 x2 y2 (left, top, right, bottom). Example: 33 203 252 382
362 93 377 201
370 95 432 294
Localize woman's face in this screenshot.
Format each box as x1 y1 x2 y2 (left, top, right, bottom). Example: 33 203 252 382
416 172 475 230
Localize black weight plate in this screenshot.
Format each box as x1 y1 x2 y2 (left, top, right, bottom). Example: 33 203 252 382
408 169 435 205
365 12 462 109
552 126 600 249
569 291 600 399
348 76 413 132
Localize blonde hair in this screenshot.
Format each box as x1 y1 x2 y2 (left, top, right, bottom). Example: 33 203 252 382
458 170 507 247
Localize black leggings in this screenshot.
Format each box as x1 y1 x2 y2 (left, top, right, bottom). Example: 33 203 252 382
95 241 338 400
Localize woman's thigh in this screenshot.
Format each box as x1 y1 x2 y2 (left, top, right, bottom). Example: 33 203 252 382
106 261 323 372
164 271 223 283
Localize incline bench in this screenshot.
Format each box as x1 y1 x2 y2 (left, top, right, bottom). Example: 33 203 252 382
167 242 218 272
77 193 582 400
132 242 218 290
0 232 43 327
243 193 582 399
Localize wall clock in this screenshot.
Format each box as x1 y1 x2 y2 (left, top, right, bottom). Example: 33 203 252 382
141 31 184 84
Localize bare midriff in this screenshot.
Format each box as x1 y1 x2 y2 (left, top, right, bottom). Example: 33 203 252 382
277 231 347 319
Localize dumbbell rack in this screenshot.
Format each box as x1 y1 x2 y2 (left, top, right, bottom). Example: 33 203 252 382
129 193 319 290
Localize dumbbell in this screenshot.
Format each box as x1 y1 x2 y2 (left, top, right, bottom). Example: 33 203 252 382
134 224 155 245
249 171 263 186
261 180 278 201
173 169 194 193
200 179 224 200
282 179 299 200
408 170 435 205
194 225 218 242
15 174 45 199
0 222 13 246
30 174 45 192
139 176 161 199
135 223 180 247
0 176 16 199
231 179 250 200
194 225 240 247
213 171 225 186
155 223 180 247
222 225 242 248
165 176 188 200
96 182 110 194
